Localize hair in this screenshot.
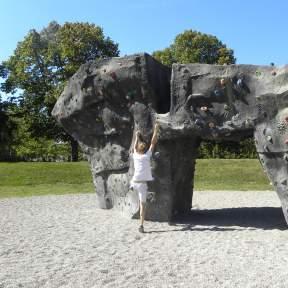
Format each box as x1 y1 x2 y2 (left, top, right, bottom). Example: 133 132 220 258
136 141 147 154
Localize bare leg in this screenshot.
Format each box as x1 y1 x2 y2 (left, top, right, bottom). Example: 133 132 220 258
139 201 146 233
140 202 146 226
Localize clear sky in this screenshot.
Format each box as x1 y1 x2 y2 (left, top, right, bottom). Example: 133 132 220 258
1 0 288 66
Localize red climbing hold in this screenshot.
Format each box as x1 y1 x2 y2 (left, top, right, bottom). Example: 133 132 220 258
109 72 117 80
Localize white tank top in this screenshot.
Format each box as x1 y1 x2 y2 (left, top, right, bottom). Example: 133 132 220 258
132 150 153 181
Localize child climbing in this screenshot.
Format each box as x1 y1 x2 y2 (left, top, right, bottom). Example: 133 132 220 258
131 123 159 233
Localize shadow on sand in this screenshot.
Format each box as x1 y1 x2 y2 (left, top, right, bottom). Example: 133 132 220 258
145 207 287 233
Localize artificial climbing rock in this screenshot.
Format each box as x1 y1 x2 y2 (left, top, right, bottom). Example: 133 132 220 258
53 53 288 225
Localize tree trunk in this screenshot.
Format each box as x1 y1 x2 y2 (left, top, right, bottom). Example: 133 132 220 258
70 138 78 162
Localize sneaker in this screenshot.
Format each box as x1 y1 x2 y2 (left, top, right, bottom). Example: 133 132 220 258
138 225 144 233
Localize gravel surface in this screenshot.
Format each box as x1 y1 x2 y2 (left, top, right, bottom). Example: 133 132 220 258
1 191 288 288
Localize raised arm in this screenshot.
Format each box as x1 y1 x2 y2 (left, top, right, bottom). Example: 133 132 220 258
133 131 140 153
149 123 159 152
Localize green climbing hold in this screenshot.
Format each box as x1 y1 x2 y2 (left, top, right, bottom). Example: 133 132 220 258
126 90 137 100
255 70 262 77
224 104 230 111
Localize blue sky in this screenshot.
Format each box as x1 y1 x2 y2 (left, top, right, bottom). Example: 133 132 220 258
1 0 288 66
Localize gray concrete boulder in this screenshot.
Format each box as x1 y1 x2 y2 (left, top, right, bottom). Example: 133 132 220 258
52 53 288 225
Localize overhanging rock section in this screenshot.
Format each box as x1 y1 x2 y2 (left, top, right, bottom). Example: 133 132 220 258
53 53 288 225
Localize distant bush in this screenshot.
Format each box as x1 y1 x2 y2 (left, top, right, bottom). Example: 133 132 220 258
198 138 257 159
11 138 70 161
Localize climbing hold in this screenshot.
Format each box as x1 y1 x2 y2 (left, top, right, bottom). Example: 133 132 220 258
195 119 203 127
232 114 240 121
277 121 287 134
153 152 160 159
214 89 222 96
255 70 262 77
223 104 233 119
237 78 243 87
126 91 136 101
244 119 252 128
220 78 226 86
266 135 273 143
224 104 230 110
264 145 270 152
223 111 232 119
99 89 103 95
184 119 190 125
200 106 208 112
109 72 117 80
281 179 287 186
147 192 156 203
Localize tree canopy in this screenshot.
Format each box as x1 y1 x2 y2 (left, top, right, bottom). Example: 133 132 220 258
153 30 236 67
1 21 119 161
0 96 18 160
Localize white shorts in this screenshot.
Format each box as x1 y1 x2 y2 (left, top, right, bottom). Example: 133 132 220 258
131 181 148 203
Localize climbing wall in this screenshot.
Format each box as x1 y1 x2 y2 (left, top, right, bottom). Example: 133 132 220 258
53 53 174 220
53 54 288 225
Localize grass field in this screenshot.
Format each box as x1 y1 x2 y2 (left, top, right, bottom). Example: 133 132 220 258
0 159 272 199
0 162 94 198
194 159 272 191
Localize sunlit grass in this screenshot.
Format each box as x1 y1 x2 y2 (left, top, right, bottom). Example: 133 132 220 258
0 162 94 198
194 159 272 191
0 159 272 199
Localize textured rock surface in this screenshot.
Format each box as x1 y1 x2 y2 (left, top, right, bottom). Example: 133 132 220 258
52 53 288 224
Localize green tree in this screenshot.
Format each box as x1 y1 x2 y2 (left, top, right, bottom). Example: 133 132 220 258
0 95 18 160
153 29 235 67
1 21 119 161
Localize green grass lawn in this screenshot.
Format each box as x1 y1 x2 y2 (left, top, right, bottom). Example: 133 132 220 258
0 159 272 199
194 159 272 191
0 162 94 198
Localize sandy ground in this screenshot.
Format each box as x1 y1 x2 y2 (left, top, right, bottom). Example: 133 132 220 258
1 191 288 288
